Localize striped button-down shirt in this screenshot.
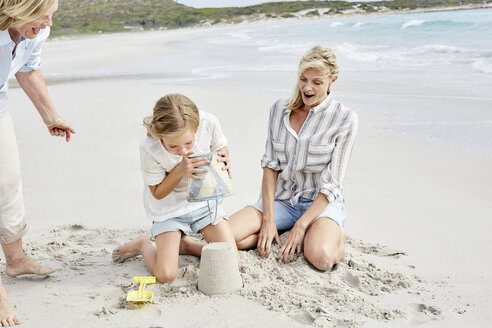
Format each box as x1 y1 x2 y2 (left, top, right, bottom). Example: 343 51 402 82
261 93 358 205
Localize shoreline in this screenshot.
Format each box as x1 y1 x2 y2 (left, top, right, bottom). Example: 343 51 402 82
8 9 490 160
49 3 492 40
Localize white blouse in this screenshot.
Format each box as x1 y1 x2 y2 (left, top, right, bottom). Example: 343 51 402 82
0 28 50 118
139 110 227 222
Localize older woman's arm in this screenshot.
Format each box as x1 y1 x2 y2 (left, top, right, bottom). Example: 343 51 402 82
15 69 76 142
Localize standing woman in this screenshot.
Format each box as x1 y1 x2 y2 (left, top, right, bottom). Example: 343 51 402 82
0 0 75 325
230 46 357 270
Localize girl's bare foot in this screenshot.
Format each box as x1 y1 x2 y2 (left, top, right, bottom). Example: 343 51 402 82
112 235 150 263
0 285 21 326
179 236 191 255
179 236 205 257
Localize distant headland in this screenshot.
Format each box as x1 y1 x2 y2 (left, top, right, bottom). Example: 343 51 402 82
51 0 492 37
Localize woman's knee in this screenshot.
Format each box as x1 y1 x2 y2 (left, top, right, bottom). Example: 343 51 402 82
305 247 340 271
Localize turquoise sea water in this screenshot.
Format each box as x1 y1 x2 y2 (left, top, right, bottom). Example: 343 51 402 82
49 8 492 156
192 8 492 80
162 8 492 156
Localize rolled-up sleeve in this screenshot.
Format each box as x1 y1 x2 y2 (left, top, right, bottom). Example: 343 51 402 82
140 147 166 186
18 28 50 73
260 102 281 171
320 112 358 202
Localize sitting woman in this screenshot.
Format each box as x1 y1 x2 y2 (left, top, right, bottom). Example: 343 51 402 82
229 45 358 271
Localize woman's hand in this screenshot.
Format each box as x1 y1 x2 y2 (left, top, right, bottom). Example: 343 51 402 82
175 152 209 180
278 222 306 263
46 118 76 142
257 216 281 258
217 146 231 178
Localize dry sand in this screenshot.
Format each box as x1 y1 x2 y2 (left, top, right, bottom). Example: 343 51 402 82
2 26 492 328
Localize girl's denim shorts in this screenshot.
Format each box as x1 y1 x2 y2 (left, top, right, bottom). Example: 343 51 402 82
151 200 228 239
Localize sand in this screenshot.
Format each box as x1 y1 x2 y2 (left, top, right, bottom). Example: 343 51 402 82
2 24 491 328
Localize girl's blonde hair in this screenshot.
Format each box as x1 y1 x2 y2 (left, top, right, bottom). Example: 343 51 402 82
143 94 200 138
0 0 56 30
285 45 339 111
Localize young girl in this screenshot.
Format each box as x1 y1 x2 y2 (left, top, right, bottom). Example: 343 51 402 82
113 93 240 283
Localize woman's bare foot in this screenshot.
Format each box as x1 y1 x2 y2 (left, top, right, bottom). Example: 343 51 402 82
0 284 21 326
2 238 56 277
5 257 55 277
112 235 150 263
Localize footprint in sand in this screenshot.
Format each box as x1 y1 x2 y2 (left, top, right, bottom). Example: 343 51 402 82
343 272 360 288
94 306 118 317
409 303 442 324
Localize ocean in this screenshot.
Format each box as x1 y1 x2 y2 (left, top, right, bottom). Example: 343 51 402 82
158 8 492 156
47 8 492 156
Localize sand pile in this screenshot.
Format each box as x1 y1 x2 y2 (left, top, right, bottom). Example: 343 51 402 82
3 224 459 327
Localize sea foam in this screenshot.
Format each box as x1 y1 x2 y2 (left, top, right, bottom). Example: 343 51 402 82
401 20 425 29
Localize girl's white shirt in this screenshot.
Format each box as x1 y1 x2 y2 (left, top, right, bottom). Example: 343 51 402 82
139 110 227 222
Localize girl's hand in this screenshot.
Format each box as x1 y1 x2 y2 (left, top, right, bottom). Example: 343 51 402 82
176 151 209 180
217 146 231 178
277 222 305 263
46 118 76 142
257 216 281 259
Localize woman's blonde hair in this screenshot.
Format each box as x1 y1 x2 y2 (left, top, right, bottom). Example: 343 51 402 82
0 0 56 30
143 94 200 138
285 45 339 111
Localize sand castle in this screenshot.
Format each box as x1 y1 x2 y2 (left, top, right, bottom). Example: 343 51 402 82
198 242 242 296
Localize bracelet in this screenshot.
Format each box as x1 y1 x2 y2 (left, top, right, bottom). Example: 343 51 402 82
46 118 62 128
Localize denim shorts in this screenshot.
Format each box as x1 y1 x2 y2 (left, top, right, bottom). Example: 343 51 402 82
250 196 346 230
151 200 228 239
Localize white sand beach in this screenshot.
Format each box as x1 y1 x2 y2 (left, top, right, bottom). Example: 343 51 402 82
3 17 492 328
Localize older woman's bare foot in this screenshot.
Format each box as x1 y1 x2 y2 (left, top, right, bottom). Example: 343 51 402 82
112 235 150 263
2 238 56 277
0 285 21 326
5 257 56 277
